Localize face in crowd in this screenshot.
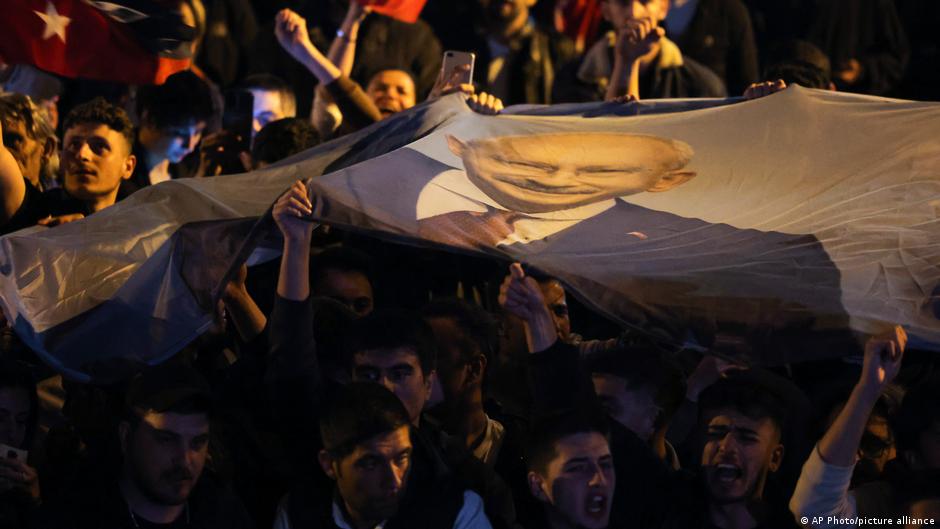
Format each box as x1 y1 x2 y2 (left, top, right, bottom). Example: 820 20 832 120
529 432 616 529
479 0 536 33
537 279 572 342
139 118 207 165
1 116 54 187
446 132 696 214
0 385 31 448
700 408 783 504
61 123 135 206
600 0 668 31
352 347 434 424
249 89 295 140
314 268 375 317
119 410 210 506
319 425 413 523
425 316 487 414
366 70 417 119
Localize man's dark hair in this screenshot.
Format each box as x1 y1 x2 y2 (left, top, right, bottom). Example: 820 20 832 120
320 382 411 459
123 361 213 426
698 370 789 436
344 309 437 375
588 344 687 430
763 39 832 90
525 407 610 475
310 246 376 292
240 73 297 117
420 297 500 363
251 117 319 166
63 97 135 149
312 296 358 375
136 70 214 130
892 375 940 454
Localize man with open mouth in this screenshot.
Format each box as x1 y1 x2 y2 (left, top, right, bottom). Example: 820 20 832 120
524 409 616 529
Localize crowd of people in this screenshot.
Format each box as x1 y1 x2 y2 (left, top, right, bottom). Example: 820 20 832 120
1 0 939 528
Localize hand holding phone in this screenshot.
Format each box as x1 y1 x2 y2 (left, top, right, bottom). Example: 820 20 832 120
430 51 476 99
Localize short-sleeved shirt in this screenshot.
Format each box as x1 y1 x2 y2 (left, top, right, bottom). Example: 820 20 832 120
1 180 87 236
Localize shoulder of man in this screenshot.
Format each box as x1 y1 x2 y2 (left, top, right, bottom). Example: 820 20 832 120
679 55 729 97
187 473 254 529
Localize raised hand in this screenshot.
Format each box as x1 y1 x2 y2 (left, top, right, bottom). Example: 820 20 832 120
37 213 84 227
466 91 503 115
429 64 474 100
499 263 545 321
615 18 665 61
275 9 314 63
743 79 787 100
0 457 40 501
499 263 558 353
860 325 906 392
273 179 316 242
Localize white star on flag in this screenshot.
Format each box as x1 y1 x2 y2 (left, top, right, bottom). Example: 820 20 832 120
34 1 72 43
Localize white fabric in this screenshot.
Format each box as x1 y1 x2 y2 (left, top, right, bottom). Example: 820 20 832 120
789 445 859 528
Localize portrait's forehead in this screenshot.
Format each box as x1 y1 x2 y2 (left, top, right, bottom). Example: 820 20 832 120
468 132 690 163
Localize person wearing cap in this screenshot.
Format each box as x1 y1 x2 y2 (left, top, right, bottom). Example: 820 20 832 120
37 362 252 529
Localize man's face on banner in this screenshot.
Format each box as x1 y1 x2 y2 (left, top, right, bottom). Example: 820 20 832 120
446 132 696 214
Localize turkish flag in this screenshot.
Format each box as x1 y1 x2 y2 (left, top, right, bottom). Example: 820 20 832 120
357 0 428 24
0 0 191 85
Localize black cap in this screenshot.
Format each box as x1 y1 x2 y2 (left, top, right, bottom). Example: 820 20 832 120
125 362 212 414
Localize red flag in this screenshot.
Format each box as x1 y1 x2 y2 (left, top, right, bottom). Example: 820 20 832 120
0 0 191 85
357 0 428 24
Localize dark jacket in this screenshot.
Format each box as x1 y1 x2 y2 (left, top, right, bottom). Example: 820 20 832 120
472 22 580 106
667 0 759 95
36 476 251 529
523 340 679 529
266 294 518 528
561 33 727 102
807 0 910 95
284 444 468 529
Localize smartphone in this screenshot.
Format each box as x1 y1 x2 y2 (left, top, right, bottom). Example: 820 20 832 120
0 443 27 462
223 89 255 153
442 50 476 86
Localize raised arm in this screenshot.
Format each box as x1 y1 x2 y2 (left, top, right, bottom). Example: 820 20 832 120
275 9 342 87
789 326 906 527
498 263 557 354
326 1 370 78
0 120 27 224
605 20 663 101
275 179 315 301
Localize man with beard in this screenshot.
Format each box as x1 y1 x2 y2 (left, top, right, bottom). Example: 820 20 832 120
690 373 796 529
0 97 136 234
37 363 251 528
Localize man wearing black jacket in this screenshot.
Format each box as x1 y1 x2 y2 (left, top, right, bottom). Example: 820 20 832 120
267 180 519 529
